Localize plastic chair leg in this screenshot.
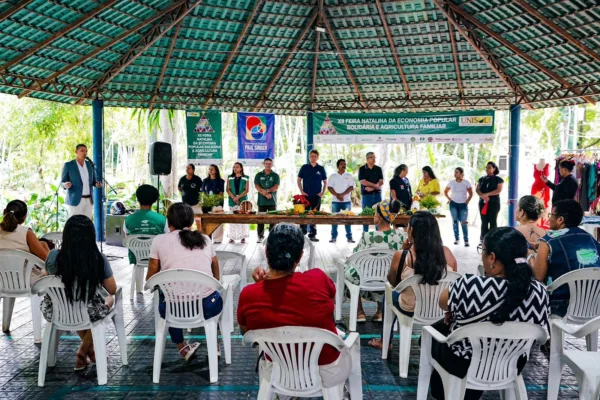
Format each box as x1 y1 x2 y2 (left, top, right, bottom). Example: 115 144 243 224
113 293 128 365
226 287 235 333
135 267 144 293
335 267 344 321
322 384 344 400
440 374 466 400
348 336 363 400
348 285 360 332
417 332 433 400
220 319 232 365
547 325 564 400
129 266 136 301
47 328 60 367
398 313 414 378
37 323 54 387
586 330 598 351
205 320 219 383
381 304 394 360
240 262 248 290
153 318 168 384
30 295 42 343
514 375 527 400
91 324 108 385
2 297 15 332
579 376 600 400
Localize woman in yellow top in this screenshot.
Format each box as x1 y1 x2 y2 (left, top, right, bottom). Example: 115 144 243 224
416 166 441 198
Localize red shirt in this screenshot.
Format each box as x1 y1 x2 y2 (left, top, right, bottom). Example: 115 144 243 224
237 268 339 365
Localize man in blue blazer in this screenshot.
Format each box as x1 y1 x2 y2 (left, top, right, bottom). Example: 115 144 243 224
61 144 102 219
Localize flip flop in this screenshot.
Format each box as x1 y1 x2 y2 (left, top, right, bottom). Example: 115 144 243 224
368 338 392 350
74 351 89 371
356 314 367 323
180 342 201 362
371 314 383 323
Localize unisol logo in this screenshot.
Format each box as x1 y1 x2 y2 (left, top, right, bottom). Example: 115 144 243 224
459 116 493 126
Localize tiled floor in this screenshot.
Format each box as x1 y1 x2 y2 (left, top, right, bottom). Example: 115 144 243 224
0 220 588 399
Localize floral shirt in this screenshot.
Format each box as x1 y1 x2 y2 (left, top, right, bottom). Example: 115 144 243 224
353 229 405 253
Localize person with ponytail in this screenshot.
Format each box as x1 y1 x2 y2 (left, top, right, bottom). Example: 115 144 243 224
0 200 49 261
426 227 549 400
237 223 352 389
515 195 547 253
368 211 457 350
343 199 405 323
147 202 222 361
43 215 116 371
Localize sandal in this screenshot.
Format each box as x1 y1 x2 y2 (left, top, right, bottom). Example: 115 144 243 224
356 313 367 323
368 338 392 350
229 239 235 244
241 239 246 244
179 342 201 362
74 350 89 371
371 313 383 323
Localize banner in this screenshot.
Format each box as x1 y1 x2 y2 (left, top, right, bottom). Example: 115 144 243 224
314 110 495 144
237 112 275 166
186 110 222 165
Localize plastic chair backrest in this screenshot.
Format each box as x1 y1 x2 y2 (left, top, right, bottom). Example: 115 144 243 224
144 269 224 327
243 326 347 395
41 232 63 248
345 249 396 289
31 276 92 330
0 249 44 296
216 250 245 282
447 322 547 389
397 271 461 323
548 268 600 325
123 235 155 267
297 237 315 272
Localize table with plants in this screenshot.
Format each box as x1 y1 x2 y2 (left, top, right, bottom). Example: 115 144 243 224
195 194 444 236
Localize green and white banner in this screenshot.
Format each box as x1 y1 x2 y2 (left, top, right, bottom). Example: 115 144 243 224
314 110 495 144
186 110 222 165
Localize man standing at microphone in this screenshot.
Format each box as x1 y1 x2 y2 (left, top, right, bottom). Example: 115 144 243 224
61 144 102 219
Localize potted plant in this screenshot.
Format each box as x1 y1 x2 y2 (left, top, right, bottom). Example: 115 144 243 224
419 194 441 213
292 195 310 214
199 192 224 214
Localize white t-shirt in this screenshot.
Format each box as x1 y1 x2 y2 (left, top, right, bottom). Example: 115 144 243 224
149 230 217 296
446 179 472 204
327 172 355 202
77 160 90 196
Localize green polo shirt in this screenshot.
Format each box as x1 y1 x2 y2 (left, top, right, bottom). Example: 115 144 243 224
254 170 280 206
124 210 168 264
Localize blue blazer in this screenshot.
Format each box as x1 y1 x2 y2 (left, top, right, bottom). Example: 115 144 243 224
61 159 97 206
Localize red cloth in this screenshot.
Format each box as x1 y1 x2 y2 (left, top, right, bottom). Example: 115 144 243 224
481 201 489 215
531 163 550 209
237 268 339 365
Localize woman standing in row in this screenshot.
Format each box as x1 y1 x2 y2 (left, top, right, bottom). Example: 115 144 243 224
444 167 473 247
202 164 225 243
476 161 504 242
416 166 440 198
227 162 250 244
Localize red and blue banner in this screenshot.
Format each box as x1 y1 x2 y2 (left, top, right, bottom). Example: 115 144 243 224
237 112 275 166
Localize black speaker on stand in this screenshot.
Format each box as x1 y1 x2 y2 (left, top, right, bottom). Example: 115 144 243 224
149 142 172 213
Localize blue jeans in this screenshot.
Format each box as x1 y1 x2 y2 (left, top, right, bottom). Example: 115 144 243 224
331 202 353 240
362 193 382 232
159 291 223 344
449 201 469 242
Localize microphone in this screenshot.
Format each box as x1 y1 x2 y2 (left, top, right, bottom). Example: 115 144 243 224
85 156 95 166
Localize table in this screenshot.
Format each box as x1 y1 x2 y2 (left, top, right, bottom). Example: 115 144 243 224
196 213 443 236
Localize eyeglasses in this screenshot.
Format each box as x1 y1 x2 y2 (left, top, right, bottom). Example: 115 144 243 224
548 212 566 219
477 244 485 255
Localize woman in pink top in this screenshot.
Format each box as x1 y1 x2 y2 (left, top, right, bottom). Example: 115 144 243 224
147 202 223 361
369 211 457 350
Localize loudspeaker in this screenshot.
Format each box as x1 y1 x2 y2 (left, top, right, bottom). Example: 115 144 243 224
149 141 172 175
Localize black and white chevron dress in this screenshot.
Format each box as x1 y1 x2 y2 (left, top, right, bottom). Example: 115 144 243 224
448 274 549 358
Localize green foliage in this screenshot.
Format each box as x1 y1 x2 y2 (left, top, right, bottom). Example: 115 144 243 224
419 194 441 210
24 188 68 235
200 192 224 209
359 207 375 216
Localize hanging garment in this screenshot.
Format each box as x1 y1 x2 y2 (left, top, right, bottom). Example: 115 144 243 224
581 164 590 212
531 163 550 209
589 163 597 203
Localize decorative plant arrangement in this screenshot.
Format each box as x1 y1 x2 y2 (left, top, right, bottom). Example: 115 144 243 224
199 192 224 213
419 194 441 212
292 194 310 214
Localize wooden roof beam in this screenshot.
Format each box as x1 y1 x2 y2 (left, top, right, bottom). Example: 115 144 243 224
0 0 33 23
202 0 264 109
1 0 118 73
149 20 183 112
310 31 321 111
441 0 595 105
448 22 465 110
252 9 317 111
374 0 411 98
75 0 203 105
18 0 193 99
513 0 600 65
321 11 367 109
432 0 533 109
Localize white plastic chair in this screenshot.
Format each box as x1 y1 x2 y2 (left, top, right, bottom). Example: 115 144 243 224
41 232 63 248
382 271 462 378
216 251 244 333
0 249 44 343
242 326 362 399
417 322 548 400
548 315 600 400
335 249 396 331
297 237 316 273
123 234 155 301
144 269 232 384
546 268 600 400
32 276 128 386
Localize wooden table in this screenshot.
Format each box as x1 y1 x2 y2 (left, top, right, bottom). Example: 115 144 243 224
196 213 429 236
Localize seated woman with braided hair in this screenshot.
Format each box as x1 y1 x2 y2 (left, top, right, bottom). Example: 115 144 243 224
237 223 351 389
427 227 549 400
